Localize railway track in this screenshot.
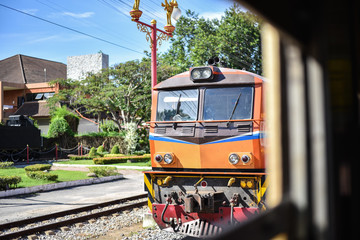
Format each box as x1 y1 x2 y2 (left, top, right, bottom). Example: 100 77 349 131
0 193 147 240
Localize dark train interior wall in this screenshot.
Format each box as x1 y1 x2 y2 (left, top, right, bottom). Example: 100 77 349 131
235 0 358 239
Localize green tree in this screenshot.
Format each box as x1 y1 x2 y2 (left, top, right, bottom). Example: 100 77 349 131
162 4 262 75
218 5 262 74
48 58 176 130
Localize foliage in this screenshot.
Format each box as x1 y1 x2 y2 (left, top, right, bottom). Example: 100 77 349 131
0 176 21 190
0 162 14 169
88 147 97 158
124 122 138 155
47 117 72 138
100 120 119 133
110 145 120 154
25 171 58 181
68 155 94 160
136 126 149 153
47 106 79 138
24 164 52 172
162 4 262 75
93 155 151 165
76 131 125 137
104 153 124 158
97 145 105 153
88 166 119 177
48 56 177 132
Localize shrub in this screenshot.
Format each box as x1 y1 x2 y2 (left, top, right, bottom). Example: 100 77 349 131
0 176 21 190
97 145 105 153
110 145 120 154
88 166 119 177
124 122 138 155
96 145 108 157
93 155 151 165
0 162 14 169
68 155 94 160
47 117 73 138
103 154 125 158
24 164 52 172
51 106 79 134
133 150 146 156
88 147 97 158
93 157 127 165
100 120 119 133
26 171 58 181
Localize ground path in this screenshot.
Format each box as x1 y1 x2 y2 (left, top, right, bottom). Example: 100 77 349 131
0 169 145 224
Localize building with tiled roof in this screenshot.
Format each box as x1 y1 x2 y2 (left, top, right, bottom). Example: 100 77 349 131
0 54 65 132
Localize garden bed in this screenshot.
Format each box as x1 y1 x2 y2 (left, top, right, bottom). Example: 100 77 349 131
0 167 91 189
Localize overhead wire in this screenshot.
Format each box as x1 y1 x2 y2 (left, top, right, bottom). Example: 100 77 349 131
0 3 144 55
37 0 134 46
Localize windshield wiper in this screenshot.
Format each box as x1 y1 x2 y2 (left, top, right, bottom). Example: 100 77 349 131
173 94 182 129
175 94 182 115
227 92 242 127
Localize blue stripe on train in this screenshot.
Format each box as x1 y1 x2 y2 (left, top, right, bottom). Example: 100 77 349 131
149 131 261 145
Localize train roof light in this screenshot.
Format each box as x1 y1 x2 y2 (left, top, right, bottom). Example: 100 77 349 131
190 67 214 81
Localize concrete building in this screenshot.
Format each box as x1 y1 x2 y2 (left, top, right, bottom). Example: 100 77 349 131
67 52 109 80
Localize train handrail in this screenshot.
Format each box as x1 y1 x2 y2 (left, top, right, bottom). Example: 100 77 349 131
146 118 263 126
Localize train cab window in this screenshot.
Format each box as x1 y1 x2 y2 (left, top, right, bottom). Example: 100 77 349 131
156 89 198 121
203 87 253 120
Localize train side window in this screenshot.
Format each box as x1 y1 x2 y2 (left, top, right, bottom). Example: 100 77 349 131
156 89 198 121
203 87 253 120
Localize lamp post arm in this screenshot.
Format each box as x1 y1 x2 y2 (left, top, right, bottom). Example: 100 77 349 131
134 20 173 37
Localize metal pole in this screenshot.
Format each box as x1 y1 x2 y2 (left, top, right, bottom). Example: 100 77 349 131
55 144 58 161
151 20 157 90
26 144 29 164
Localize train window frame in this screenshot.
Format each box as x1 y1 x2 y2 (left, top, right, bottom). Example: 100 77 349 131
202 86 254 121
156 88 200 122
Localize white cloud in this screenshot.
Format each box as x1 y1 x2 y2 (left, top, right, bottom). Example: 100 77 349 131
27 35 59 44
199 11 224 20
21 9 38 15
62 11 95 18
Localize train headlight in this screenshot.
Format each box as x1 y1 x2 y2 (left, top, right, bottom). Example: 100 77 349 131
190 67 214 81
228 153 240 165
164 153 174 164
154 154 163 162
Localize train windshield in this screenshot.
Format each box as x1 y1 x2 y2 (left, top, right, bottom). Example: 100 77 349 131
156 89 198 121
203 87 253 120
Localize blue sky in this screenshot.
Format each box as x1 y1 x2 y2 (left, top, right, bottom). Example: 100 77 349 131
0 0 237 66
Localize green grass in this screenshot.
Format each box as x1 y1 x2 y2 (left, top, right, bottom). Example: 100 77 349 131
0 168 91 188
56 159 152 167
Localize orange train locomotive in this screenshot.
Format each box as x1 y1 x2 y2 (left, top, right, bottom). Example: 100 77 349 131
144 65 267 234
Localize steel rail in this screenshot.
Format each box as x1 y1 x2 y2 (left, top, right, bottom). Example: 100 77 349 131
0 193 147 239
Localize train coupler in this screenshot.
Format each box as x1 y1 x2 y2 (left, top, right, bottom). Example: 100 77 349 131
184 191 224 213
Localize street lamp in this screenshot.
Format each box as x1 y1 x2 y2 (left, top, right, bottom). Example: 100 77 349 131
130 0 181 90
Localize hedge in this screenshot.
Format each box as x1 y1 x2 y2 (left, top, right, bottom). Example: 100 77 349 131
0 162 14 169
68 155 94 160
93 155 151 165
88 166 119 177
26 171 58 181
103 154 125 158
0 176 21 190
24 164 52 172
